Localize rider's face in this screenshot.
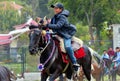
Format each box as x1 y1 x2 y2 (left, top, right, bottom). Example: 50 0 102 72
54 7 62 14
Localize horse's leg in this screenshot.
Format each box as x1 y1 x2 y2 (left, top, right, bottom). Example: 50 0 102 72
112 71 116 81
98 71 103 81
91 74 95 81
101 70 104 81
82 65 91 81
59 74 64 81
108 74 111 81
81 59 91 81
49 69 61 81
65 65 73 80
41 71 48 81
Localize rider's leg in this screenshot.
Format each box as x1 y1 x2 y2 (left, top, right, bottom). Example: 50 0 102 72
64 38 79 71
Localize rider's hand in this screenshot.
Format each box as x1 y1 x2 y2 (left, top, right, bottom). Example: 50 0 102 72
43 20 48 26
35 17 41 23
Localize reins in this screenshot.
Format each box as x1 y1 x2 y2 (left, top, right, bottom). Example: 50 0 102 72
38 34 51 55
37 31 56 71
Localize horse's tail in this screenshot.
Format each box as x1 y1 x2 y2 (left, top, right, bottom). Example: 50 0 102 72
88 47 101 65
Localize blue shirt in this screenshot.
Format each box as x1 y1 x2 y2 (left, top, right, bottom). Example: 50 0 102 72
101 53 109 59
114 52 120 62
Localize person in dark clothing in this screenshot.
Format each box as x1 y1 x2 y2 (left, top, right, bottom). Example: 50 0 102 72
107 47 115 59
42 3 79 71
112 47 120 68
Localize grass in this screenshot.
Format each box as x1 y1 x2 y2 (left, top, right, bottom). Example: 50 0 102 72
103 75 120 81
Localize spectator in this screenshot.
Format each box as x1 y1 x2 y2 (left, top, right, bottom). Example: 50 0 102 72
107 47 115 59
101 50 110 74
112 47 120 68
101 50 109 60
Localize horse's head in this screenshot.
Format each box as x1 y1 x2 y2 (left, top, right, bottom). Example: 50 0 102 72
28 17 50 55
29 27 42 55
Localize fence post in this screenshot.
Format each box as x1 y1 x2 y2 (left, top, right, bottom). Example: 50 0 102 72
21 47 26 77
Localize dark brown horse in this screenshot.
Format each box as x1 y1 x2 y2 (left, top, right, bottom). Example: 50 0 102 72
110 62 120 81
28 27 92 81
0 66 17 81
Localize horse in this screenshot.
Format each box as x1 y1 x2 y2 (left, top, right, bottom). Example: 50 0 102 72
0 66 17 81
28 26 92 81
91 53 112 81
110 62 120 81
99 58 113 81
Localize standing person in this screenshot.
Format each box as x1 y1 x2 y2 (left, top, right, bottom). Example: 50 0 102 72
42 3 79 71
112 47 120 68
107 47 115 59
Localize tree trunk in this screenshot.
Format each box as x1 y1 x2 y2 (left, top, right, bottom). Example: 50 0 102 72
89 25 94 44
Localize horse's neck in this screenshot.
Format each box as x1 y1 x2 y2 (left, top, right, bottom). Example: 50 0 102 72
40 39 56 63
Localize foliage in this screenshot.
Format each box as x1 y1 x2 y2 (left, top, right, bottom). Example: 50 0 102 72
0 9 23 33
0 0 32 33
75 23 90 41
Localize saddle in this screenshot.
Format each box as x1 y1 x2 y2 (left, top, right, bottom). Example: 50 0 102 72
54 36 86 63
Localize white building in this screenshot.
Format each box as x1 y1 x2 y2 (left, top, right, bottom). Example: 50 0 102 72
111 24 120 50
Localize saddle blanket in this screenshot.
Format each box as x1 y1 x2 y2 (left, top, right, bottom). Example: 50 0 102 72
62 47 86 63
54 36 85 63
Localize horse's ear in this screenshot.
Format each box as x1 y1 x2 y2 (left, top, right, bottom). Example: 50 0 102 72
43 16 48 22
43 16 47 21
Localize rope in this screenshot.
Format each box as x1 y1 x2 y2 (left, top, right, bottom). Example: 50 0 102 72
43 40 55 66
63 63 69 73
38 41 50 55
10 32 24 40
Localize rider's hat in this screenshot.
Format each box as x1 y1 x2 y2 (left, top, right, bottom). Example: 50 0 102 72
51 3 64 9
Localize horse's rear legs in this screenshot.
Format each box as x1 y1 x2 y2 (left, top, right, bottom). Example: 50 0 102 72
82 64 91 81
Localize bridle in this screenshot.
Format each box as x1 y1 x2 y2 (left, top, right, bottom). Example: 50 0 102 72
30 29 51 55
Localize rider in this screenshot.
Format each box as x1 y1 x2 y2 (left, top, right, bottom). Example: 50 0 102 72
101 50 110 74
112 47 120 68
42 3 79 71
101 50 110 61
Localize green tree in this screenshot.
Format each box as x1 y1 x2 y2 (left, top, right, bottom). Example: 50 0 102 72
20 0 50 18
0 0 32 33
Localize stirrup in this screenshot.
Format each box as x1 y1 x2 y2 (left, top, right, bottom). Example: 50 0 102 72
73 63 80 67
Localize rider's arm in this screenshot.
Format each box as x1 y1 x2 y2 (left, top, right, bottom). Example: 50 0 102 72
46 15 66 29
